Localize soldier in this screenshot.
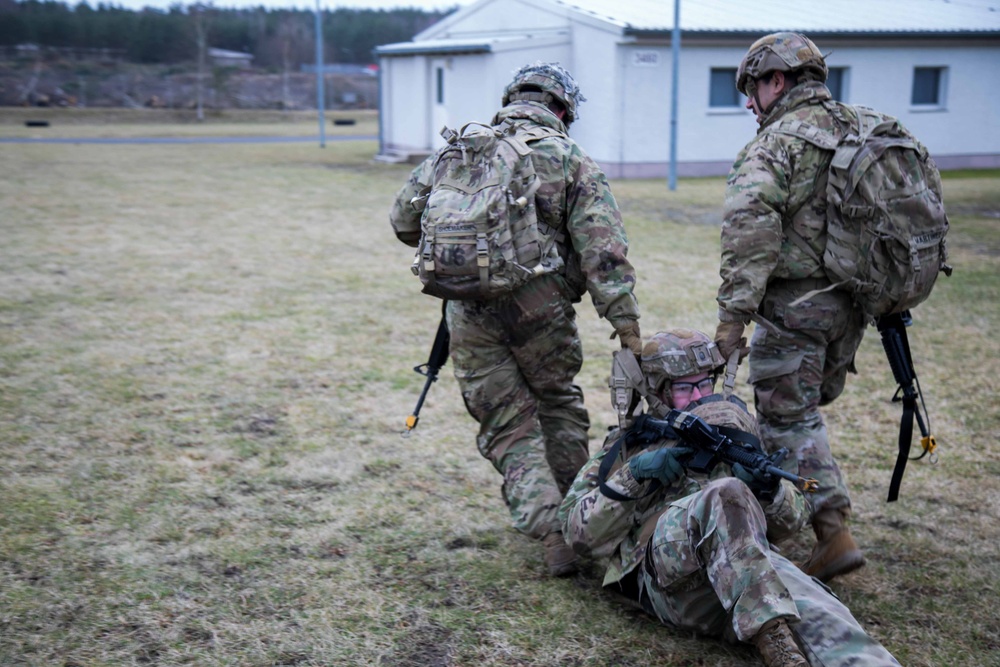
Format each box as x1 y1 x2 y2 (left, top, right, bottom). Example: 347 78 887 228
390 62 641 576
560 329 902 667
713 32 906 581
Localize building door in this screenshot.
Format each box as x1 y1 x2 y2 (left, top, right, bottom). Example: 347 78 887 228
430 59 449 149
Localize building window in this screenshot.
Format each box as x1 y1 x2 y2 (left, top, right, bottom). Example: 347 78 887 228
912 67 946 106
827 67 848 101
436 67 444 104
709 68 743 108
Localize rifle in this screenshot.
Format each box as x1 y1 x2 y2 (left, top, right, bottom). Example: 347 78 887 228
632 411 819 494
597 408 818 502
404 307 450 432
876 310 938 502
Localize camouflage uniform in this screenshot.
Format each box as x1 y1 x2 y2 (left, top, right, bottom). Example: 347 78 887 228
559 401 901 665
717 80 867 515
391 100 639 540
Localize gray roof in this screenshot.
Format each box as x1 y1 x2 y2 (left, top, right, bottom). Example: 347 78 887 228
551 0 1000 34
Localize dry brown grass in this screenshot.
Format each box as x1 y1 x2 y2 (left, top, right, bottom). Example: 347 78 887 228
0 111 998 666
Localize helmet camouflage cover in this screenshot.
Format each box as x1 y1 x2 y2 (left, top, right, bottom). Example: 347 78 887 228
688 396 761 440
640 328 726 397
502 61 586 124
736 32 828 96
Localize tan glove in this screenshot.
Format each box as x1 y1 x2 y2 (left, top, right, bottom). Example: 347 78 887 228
612 320 643 356
714 320 750 361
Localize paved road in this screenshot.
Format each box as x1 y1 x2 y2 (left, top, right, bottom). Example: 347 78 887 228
0 135 377 144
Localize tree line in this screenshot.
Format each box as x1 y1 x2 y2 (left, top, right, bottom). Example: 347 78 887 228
0 0 452 68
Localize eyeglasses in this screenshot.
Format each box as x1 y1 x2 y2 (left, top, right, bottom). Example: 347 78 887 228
670 377 716 400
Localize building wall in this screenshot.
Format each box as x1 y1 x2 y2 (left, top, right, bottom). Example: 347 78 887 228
598 41 1000 177
565 21 620 161
596 43 758 177
825 44 1000 160
615 45 670 170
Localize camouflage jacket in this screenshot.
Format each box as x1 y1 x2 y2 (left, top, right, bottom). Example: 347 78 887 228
389 101 639 326
717 81 842 321
559 425 807 587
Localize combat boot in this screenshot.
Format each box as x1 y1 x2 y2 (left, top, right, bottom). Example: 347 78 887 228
802 507 865 582
753 618 809 667
542 531 578 577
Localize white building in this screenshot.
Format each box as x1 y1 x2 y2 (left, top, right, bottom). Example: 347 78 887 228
375 0 1000 177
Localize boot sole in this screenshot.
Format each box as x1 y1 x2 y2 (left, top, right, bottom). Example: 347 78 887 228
549 562 579 577
808 552 866 583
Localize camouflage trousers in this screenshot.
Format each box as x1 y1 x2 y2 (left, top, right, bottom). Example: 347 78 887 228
639 479 900 665
446 275 590 540
749 282 867 515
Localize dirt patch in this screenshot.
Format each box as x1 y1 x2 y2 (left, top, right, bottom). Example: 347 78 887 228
383 620 456 667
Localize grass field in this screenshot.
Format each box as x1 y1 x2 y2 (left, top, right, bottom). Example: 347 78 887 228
1 110 998 667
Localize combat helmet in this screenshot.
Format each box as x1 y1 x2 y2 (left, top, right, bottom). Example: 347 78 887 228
640 328 725 416
502 61 586 124
736 32 828 96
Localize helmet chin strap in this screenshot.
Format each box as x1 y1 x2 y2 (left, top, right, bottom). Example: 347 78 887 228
752 73 789 119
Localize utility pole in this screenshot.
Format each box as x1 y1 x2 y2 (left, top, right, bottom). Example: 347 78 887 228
669 0 680 190
315 0 326 148
194 3 207 122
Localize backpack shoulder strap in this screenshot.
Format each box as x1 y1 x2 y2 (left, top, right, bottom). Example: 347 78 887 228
610 349 648 429
496 120 566 152
767 116 840 152
494 121 568 247
764 107 849 302
516 124 566 142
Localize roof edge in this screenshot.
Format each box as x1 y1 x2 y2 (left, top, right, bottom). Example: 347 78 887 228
623 28 1000 40
376 43 492 57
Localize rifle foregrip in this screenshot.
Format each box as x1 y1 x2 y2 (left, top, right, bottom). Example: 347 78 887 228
880 328 915 387
717 443 767 470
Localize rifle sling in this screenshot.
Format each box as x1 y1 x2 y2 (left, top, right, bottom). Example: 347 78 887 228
716 424 761 449
883 314 918 502
596 434 671 548
887 394 915 502
597 436 662 502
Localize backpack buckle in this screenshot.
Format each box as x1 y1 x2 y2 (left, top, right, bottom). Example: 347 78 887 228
476 234 489 268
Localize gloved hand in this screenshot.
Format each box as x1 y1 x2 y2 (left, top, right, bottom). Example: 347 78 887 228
732 462 781 503
629 446 693 487
612 320 643 356
714 320 750 361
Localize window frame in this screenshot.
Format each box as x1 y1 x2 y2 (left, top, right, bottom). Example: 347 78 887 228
910 66 948 111
826 66 849 102
707 66 747 114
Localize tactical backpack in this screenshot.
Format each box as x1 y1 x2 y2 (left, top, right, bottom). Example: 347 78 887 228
409 120 565 300
771 103 952 321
